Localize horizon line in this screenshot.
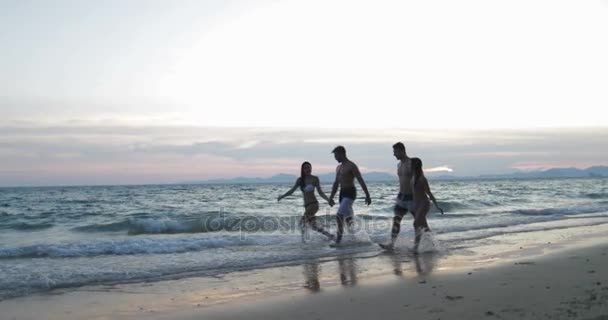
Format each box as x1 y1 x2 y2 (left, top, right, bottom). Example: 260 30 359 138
2 165 606 189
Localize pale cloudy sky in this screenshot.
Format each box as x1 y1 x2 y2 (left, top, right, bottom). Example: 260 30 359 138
1 0 607 186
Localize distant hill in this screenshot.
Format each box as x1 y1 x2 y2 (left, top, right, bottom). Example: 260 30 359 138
477 166 608 180
179 166 608 184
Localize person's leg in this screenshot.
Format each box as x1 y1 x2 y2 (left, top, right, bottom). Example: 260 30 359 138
309 217 334 239
344 198 355 234
415 206 431 232
299 215 306 239
413 220 422 251
303 203 333 240
336 215 345 243
346 216 354 232
389 206 407 247
413 202 430 252
299 215 308 243
303 203 318 229
306 204 333 240
301 204 316 242
422 217 431 232
335 198 354 243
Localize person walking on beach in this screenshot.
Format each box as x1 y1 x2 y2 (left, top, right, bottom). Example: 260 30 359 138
408 157 443 252
380 142 443 251
329 146 372 244
278 161 335 241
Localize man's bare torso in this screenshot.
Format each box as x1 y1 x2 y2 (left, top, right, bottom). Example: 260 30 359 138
398 158 413 195
337 161 357 189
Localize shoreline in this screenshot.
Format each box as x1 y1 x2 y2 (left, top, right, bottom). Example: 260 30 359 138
1 223 608 319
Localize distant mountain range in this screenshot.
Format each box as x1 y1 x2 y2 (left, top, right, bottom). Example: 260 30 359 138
416 166 608 181
475 165 608 180
179 166 608 184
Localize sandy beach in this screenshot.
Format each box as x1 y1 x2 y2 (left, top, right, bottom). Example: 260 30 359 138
183 250 608 320
1 223 607 320
3 0 608 318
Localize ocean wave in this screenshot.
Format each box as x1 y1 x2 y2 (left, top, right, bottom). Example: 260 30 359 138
432 213 488 218
73 214 402 236
0 221 54 231
72 220 132 232
64 199 96 204
435 201 470 211
236 187 258 192
73 206 580 236
0 234 302 259
72 215 309 235
511 207 604 216
584 193 608 199
438 220 608 243
358 214 391 220
3 213 605 261
370 200 470 214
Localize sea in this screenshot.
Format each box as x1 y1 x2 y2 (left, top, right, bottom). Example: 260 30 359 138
1 177 607 299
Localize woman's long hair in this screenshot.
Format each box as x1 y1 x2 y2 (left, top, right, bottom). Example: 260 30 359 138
300 161 311 190
411 158 423 188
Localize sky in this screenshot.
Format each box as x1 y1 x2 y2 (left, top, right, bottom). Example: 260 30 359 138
1 0 607 186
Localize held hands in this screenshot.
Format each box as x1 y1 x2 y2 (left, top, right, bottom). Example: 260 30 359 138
365 195 372 206
277 195 283 202
328 198 335 207
434 202 444 215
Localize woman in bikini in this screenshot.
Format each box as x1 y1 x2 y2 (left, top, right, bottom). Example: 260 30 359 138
278 161 334 241
410 157 443 252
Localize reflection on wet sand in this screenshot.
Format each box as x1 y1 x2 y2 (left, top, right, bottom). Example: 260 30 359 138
337 256 358 286
302 260 321 292
301 250 439 293
382 250 438 277
302 256 360 292
413 253 437 276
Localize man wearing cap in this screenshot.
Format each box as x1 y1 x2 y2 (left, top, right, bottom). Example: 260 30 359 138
329 145 372 244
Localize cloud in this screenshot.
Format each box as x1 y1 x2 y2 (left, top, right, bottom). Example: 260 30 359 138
426 166 454 173
468 151 552 158
235 140 260 149
1 123 607 186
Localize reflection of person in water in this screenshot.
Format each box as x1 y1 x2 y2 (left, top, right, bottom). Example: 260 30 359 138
381 251 437 277
303 260 321 292
337 256 358 286
386 252 404 276
413 252 436 276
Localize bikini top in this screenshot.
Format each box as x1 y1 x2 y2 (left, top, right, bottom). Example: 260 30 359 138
303 184 315 193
